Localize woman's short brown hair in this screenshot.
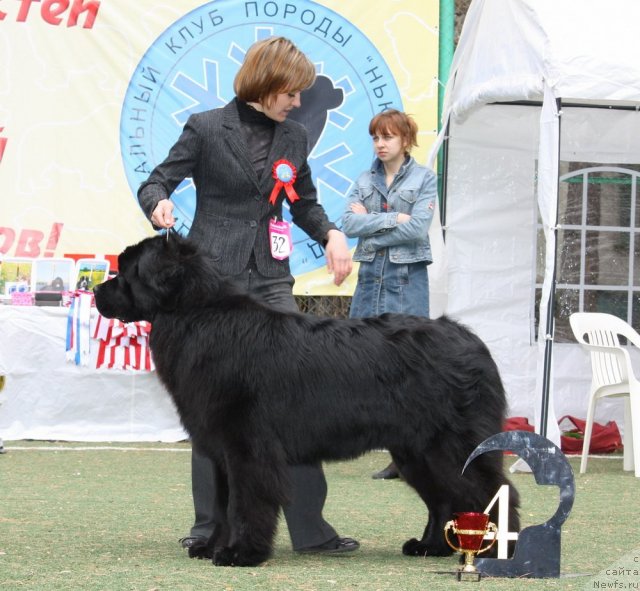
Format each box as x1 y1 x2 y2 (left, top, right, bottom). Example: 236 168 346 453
368 109 419 153
234 37 316 106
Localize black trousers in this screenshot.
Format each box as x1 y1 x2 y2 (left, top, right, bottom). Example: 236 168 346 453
187 259 337 549
189 448 337 549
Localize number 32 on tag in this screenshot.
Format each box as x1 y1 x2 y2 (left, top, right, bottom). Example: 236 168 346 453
269 218 293 260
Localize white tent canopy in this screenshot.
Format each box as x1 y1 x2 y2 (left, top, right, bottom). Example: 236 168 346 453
430 0 640 443
443 0 640 117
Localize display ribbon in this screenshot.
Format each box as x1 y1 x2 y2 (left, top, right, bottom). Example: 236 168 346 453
65 290 94 366
93 316 155 371
65 291 154 371
268 159 300 205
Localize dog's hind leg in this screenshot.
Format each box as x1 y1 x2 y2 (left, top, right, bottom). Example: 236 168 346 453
399 448 520 559
396 454 456 557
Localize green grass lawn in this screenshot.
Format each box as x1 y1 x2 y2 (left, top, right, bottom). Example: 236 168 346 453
0 442 638 590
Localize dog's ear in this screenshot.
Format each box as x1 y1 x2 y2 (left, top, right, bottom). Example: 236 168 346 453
164 234 228 299
166 233 200 260
130 236 187 312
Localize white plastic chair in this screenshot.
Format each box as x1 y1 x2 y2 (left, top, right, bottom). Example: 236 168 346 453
569 312 640 477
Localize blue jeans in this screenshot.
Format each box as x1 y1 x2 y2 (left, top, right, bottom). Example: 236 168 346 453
349 249 430 318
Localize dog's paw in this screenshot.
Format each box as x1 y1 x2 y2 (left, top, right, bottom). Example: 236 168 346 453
402 537 452 557
212 546 267 567
213 547 237 566
188 542 213 560
402 537 427 556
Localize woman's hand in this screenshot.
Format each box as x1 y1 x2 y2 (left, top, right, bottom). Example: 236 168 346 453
324 229 353 286
151 199 176 228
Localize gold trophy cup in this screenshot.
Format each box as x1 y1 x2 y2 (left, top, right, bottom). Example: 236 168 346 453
444 512 497 582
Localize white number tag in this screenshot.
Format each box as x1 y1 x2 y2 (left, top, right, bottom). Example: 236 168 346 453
269 218 292 261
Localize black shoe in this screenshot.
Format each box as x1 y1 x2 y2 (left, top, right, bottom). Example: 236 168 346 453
296 536 360 555
371 463 400 480
179 535 208 549
180 536 213 560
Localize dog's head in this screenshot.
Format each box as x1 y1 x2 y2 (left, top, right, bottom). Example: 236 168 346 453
94 234 208 323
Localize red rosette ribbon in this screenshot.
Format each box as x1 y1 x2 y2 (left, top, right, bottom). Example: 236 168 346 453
268 159 300 205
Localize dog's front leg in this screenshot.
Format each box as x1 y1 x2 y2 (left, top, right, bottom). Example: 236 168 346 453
212 454 285 567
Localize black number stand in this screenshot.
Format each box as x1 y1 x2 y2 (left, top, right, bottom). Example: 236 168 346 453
463 430 575 578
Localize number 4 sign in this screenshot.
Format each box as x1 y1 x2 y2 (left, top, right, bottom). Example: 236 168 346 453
463 430 576 578
482 484 519 559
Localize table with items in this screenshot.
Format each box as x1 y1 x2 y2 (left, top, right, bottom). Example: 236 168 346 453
0 299 186 442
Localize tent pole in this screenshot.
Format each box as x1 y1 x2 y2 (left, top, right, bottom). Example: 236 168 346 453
539 98 563 439
440 119 450 234
437 0 454 221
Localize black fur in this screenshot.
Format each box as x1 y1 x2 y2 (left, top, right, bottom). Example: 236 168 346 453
94 235 520 567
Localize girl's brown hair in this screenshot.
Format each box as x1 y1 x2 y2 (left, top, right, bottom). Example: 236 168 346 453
234 37 316 106
368 109 419 153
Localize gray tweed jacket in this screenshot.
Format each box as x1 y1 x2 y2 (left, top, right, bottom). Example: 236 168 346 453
138 99 336 278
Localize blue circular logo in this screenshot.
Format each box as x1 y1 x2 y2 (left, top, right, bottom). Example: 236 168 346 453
275 162 294 183
120 0 402 276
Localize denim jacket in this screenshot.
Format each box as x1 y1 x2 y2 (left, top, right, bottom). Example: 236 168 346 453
341 156 437 264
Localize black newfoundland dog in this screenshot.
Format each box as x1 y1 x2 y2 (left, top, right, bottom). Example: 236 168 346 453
94 235 520 567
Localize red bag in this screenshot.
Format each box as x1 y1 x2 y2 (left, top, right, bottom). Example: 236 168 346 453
503 415 622 455
559 415 623 455
503 417 535 433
